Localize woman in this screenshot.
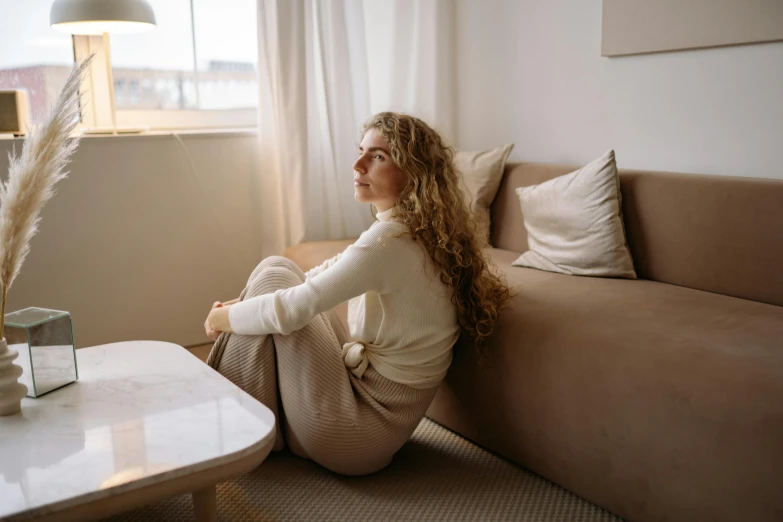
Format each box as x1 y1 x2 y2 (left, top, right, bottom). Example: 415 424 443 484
204 112 510 475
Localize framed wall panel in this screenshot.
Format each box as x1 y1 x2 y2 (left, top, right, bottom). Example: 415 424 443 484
602 0 783 57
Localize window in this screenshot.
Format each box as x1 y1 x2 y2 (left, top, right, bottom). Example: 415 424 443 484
190 0 258 110
108 0 258 128
1 0 257 131
110 1 198 111
0 0 74 125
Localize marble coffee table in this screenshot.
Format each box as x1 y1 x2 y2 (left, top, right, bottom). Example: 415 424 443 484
0 341 276 521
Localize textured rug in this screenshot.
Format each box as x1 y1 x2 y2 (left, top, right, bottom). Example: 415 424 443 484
103 418 624 521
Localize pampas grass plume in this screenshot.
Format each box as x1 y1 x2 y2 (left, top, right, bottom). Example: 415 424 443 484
0 56 93 334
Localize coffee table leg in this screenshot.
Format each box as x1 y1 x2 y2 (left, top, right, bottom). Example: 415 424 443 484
192 485 217 522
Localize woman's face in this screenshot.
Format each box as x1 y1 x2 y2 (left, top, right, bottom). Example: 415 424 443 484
352 128 407 212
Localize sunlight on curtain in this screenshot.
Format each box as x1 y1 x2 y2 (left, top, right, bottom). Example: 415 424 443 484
255 0 454 252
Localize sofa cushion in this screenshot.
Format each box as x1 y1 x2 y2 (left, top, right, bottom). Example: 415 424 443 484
512 150 636 279
285 238 356 331
427 248 783 522
454 144 514 241
491 163 783 306
284 239 357 273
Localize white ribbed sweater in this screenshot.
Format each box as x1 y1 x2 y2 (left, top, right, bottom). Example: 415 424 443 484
228 208 460 389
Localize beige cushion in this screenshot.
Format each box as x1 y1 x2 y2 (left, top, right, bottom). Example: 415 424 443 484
454 144 514 240
511 150 636 278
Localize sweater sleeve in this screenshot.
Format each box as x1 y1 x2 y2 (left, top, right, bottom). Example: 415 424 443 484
228 223 415 336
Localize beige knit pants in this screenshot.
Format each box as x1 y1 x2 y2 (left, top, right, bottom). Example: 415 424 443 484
206 256 439 476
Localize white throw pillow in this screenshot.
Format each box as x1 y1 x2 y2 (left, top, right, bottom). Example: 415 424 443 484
511 150 637 279
454 144 514 241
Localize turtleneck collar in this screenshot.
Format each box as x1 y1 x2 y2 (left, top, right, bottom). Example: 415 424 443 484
376 207 396 222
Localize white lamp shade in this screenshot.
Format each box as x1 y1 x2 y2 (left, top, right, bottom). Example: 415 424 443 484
50 0 157 35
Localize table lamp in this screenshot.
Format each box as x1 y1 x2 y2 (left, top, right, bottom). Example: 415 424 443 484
50 0 157 134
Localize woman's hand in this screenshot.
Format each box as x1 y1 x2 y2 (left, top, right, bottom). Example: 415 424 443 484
204 301 222 341
204 301 234 341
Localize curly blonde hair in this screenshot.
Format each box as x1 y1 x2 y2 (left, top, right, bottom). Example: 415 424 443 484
362 112 511 356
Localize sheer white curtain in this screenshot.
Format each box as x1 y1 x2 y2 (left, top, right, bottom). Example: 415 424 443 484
365 1 455 141
255 0 454 256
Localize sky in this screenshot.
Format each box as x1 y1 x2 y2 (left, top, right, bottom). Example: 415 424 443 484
0 0 258 70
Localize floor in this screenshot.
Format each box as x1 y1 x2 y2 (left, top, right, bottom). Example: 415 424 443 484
186 343 212 362
103 416 624 522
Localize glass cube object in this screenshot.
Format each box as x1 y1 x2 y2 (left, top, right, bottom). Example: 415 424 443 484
3 307 78 398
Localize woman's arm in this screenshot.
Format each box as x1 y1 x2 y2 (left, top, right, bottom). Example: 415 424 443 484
222 297 240 306
227 224 416 336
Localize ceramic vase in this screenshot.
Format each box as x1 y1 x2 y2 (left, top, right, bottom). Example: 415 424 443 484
0 337 27 416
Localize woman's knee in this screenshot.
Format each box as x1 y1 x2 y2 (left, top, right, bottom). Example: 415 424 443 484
247 256 304 286
245 266 304 298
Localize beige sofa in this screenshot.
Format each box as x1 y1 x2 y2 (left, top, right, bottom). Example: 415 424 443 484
283 162 783 522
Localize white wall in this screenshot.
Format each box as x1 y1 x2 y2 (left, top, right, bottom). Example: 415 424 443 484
455 0 783 179
0 132 264 348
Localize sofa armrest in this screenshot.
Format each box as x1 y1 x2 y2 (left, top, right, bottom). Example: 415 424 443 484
283 239 358 332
